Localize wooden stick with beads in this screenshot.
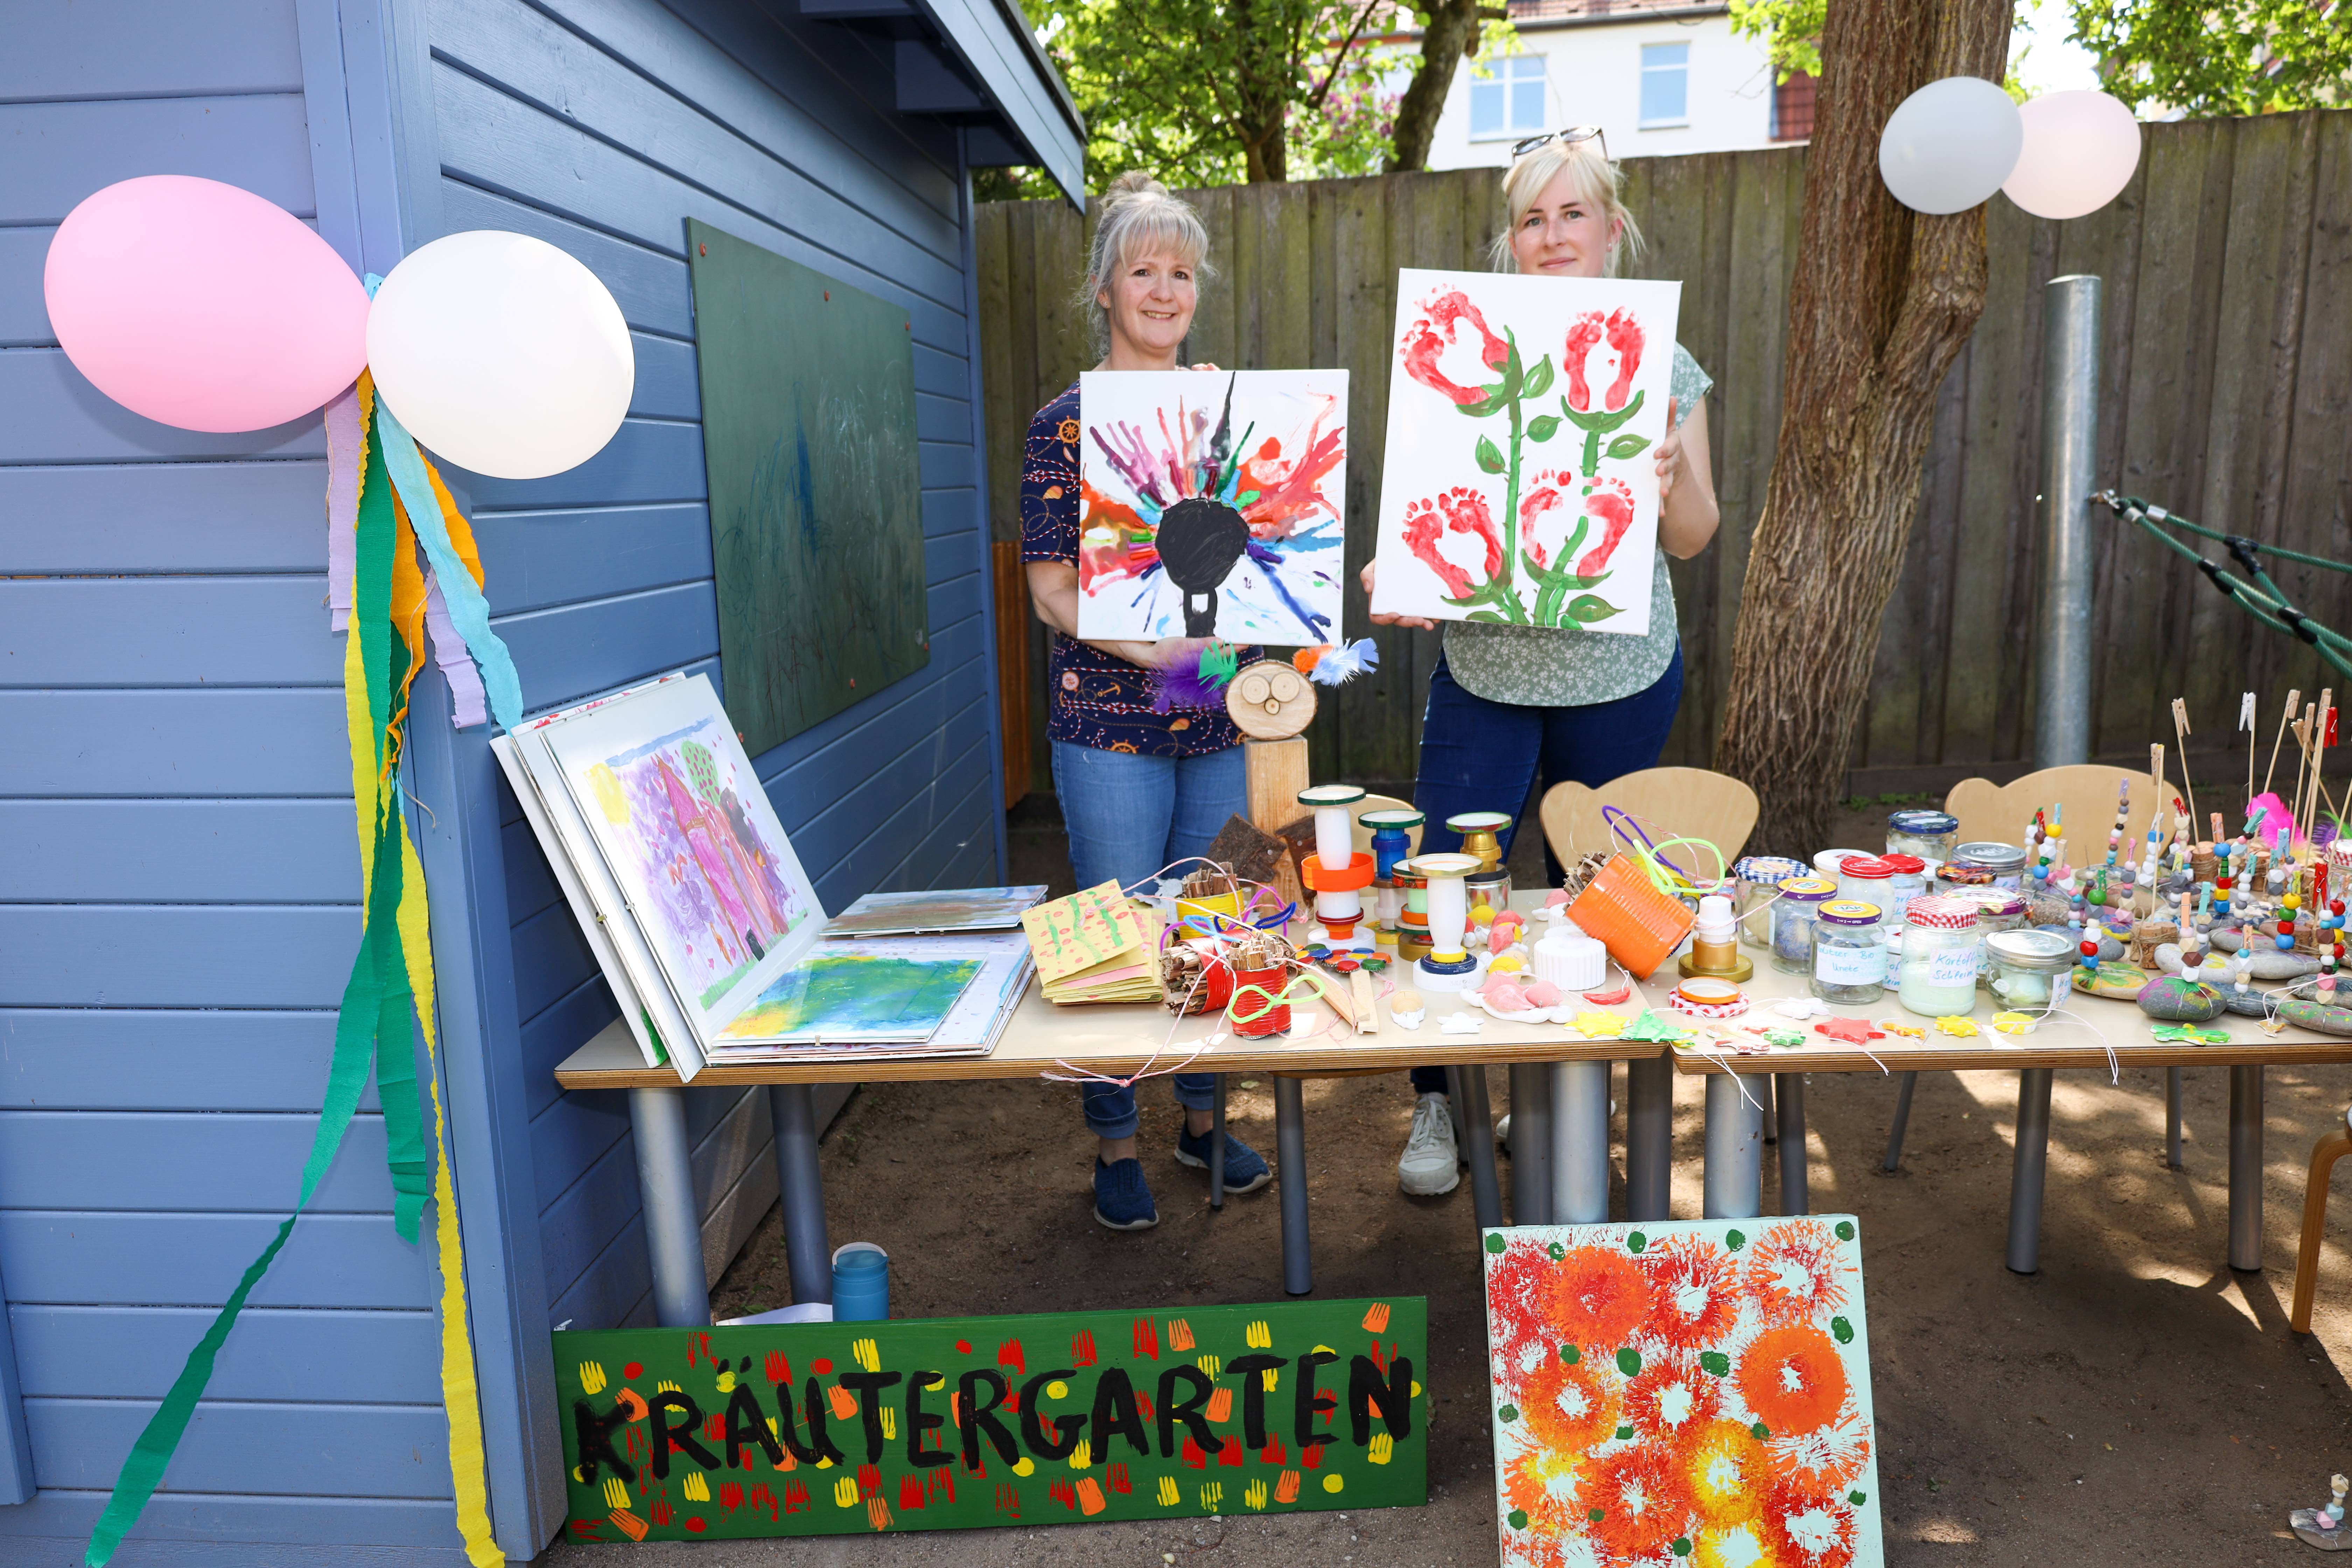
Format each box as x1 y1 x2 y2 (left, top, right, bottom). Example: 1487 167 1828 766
2172 698 2199 840
2265 689 2303 803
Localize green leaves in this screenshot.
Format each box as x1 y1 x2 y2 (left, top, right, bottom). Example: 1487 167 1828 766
1832 1316 1855 1345
1848 1490 1868 1506
1726 1229 1746 1251
1484 1232 1507 1254
1616 1347 1642 1377
1627 1231 1647 1253
1520 354 1555 400
1475 435 1506 475
1605 433 1652 461
1498 1404 1519 1423
1751 1421 1771 1441
1526 414 1562 442
1835 1220 1856 1241
1560 1344 1581 1365
1567 595 1625 624
1699 1351 1731 1377
1614 1425 1634 1442
1507 1508 1530 1530
1456 385 1510 419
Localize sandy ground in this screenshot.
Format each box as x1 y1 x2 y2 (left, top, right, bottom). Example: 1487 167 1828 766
545 795 2352 1566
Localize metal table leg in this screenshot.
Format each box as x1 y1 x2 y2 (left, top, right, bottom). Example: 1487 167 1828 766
1551 1060 1610 1224
1625 1055 1673 1222
1702 1071 1763 1220
1275 1077 1310 1295
1448 1066 1503 1229
1883 1071 1918 1171
1508 1064 1553 1226
2006 1068 2054 1274
1210 1074 1227 1210
631 1086 712 1327
2230 1064 2263 1272
1776 1073 1808 1216
2166 1066 2184 1169
768 1084 832 1306
1762 1074 1777 1145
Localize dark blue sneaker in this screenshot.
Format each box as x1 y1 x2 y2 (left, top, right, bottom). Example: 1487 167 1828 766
1174 1126 1273 1194
1093 1158 1160 1231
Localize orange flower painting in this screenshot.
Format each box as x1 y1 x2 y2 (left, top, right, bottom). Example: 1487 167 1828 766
1484 1218 1881 1567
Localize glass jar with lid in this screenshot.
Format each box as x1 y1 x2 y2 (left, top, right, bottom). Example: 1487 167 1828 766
1935 861 1998 898
1959 889 2028 990
1809 900 1887 1004
1887 809 1960 865
1984 929 2079 1010
1836 854 1895 908
1951 841 2028 890
1881 853 1929 924
1772 877 1839 975
1733 856 1808 950
1898 895 1980 1017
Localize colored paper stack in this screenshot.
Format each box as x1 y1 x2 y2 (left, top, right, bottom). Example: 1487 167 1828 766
1023 883 1167 1004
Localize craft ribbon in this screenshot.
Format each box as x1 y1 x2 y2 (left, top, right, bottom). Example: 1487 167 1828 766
324 384 364 631
375 401 523 732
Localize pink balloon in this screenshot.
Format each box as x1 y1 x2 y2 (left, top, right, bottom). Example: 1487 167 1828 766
44 175 368 432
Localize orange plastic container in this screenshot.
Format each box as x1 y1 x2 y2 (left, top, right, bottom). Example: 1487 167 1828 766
1567 854 1698 980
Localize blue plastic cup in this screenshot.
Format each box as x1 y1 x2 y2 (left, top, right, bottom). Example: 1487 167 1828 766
831 1243 889 1322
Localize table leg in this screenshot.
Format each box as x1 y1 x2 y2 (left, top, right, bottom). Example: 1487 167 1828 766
1275 1076 1310 1296
1776 1073 1808 1216
2166 1066 2184 1169
2006 1068 2054 1275
2230 1064 2263 1273
1509 1065 1553 1226
1210 1074 1227 1211
1551 1060 1610 1224
1762 1074 1777 1146
630 1086 712 1327
1624 1055 1673 1223
768 1085 832 1307
1883 1071 1918 1172
1702 1071 1763 1220
1450 1065 1503 1230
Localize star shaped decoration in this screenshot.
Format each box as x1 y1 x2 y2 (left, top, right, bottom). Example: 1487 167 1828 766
1990 1011 2036 1035
1618 1008 1692 1044
1571 1010 1628 1039
1815 1017 1885 1045
1761 1027 1806 1049
1877 1019 1925 1037
1439 1012 1483 1035
1934 1015 1981 1037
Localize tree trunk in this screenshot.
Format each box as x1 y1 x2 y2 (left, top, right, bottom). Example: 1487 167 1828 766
1232 0 1289 181
1388 0 1482 173
1711 0 2011 856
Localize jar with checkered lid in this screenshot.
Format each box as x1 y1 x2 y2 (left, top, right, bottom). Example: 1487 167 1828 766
1899 895 1981 1017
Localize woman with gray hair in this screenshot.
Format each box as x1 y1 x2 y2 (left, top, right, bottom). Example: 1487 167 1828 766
1022 172 1273 1230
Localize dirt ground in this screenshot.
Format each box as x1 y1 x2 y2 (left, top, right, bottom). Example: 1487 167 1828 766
547 794 2352 1566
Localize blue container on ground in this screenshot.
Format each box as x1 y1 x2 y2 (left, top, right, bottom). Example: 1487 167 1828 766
832 1242 890 1321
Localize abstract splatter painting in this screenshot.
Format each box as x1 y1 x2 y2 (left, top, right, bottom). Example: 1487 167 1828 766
714 947 984 1045
1076 370 1348 645
539 674 823 1045
1483 1217 1881 1568
1371 270 1679 634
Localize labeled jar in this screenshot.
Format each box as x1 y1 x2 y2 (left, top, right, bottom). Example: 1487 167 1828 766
1881 853 1929 925
1733 856 1808 950
1984 928 2079 1010
1960 889 2028 991
1898 895 1980 1017
1810 900 1887 1004
1772 877 1839 975
1952 841 2028 890
1837 854 1895 908
1887 809 1960 865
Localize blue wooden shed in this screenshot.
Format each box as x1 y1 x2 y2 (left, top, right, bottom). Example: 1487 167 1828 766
0 0 1080 1560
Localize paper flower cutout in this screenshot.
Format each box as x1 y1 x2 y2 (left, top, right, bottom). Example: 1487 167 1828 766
1814 1017 1884 1045
2152 1024 2229 1044
1573 1010 1628 1039
1934 1015 1980 1037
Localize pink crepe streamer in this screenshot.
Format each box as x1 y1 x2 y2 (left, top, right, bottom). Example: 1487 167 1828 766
422 568 490 728
323 385 364 631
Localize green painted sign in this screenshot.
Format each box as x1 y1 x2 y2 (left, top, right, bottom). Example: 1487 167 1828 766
554 1298 1427 1544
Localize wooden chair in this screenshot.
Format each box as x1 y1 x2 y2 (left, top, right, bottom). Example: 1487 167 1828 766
1539 767 1761 875
1943 764 2187 854
2293 1112 2352 1332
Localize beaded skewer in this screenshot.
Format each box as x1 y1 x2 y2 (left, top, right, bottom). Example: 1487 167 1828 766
2264 688 2303 802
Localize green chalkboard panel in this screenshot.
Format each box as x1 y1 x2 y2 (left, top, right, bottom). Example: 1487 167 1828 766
687 219 929 754
553 1297 1428 1544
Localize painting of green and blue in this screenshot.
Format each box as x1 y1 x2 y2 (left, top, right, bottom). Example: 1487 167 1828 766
715 950 983 1045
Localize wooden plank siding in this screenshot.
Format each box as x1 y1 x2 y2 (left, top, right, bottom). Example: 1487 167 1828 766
976 112 2352 797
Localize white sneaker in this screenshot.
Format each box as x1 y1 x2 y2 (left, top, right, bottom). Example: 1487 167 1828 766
1398 1093 1462 1196
1496 1112 1510 1156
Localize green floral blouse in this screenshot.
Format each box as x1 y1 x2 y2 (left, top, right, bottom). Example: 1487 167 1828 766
1443 342 1713 707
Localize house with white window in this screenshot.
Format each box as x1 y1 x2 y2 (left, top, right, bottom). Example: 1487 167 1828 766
1396 0 1814 171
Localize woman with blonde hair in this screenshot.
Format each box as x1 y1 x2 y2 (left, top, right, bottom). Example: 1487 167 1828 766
1022 172 1273 1230
1367 131 1722 1197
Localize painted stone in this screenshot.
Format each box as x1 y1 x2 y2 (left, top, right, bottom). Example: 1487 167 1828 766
2222 987 2270 1018
2278 999 2352 1038
2249 949 2322 980
2137 975 2226 1023
2073 960 2149 999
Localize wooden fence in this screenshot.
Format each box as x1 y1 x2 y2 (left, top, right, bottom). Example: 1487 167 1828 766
976 111 2351 798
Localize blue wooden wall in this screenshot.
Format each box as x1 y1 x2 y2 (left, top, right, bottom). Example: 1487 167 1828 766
3 0 1010 1559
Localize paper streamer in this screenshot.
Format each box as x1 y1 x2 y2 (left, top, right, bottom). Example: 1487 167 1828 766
375 402 523 732
324 382 364 631
422 572 490 727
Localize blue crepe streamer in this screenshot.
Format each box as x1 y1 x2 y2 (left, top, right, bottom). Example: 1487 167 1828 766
373 402 525 733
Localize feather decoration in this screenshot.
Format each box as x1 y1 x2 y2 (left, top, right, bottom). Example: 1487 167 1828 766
1305 637 1380 686
1150 662 1232 713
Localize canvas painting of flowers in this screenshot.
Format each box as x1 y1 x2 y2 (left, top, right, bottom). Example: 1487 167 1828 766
1076 370 1348 645
1372 270 1680 633
1483 1217 1882 1568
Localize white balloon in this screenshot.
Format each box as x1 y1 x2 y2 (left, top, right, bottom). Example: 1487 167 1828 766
366 231 634 480
2003 90 2141 219
1878 76 2024 215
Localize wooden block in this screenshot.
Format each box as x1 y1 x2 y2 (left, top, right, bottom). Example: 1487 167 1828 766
1350 969 1377 1034
1246 738 1312 909
1204 813 1285 887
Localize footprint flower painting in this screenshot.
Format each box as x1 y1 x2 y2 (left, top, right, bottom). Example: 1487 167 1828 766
1484 1218 1883 1568
1076 369 1348 644
1372 269 1679 632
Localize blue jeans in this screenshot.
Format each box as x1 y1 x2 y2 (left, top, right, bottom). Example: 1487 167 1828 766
1050 741 1246 1140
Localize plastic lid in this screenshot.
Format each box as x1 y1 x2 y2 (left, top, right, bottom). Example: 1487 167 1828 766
1889 809 1960 835
1881 853 1928 874
1447 810 1514 831
1697 894 1735 934
1299 783 1366 805
1819 899 1883 925
1734 855 1808 884
1839 856 1894 879
1905 894 1979 931
1938 863 1998 886
1413 852 1481 877
1954 840 2028 869
1984 929 2078 970
1360 808 1425 829
1777 877 1839 901
1959 889 2027 917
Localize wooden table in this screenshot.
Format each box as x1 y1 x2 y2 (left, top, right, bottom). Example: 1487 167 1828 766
554 898 1668 1325
1648 953 2352 1273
